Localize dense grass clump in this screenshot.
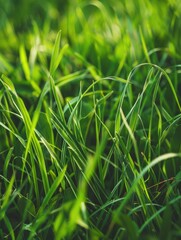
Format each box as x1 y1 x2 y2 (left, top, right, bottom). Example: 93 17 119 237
0 0 181 239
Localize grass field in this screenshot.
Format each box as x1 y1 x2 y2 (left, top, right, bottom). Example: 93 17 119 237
0 0 181 239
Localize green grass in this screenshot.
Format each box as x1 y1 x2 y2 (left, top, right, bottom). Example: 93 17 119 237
0 0 181 239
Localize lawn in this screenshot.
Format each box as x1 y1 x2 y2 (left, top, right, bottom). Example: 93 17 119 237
0 0 181 239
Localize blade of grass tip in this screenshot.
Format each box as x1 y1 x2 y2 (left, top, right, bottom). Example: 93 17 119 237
50 30 61 76
0 74 16 95
19 44 40 94
49 30 69 76
139 27 151 63
19 44 30 81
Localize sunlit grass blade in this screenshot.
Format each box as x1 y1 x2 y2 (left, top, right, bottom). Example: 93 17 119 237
49 30 69 76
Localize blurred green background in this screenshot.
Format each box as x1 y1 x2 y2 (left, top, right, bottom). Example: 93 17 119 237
1 0 181 72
